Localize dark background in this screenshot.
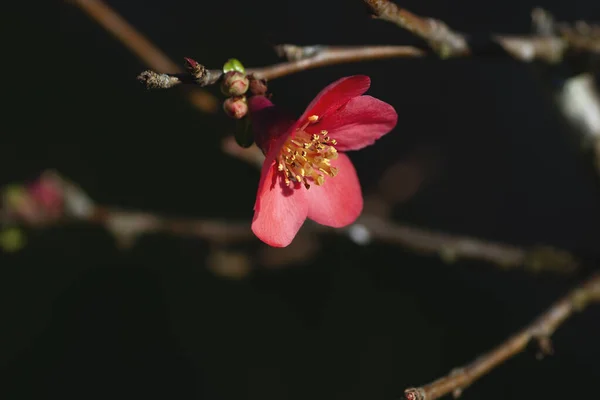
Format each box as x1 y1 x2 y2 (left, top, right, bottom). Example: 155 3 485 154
2 0 600 399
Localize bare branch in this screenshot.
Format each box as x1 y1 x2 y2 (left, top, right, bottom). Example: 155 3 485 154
1 171 579 274
250 45 424 80
134 8 600 92
131 2 600 93
363 0 468 57
528 9 600 177
363 1 600 63
136 45 424 89
350 216 578 273
404 273 600 400
66 0 218 112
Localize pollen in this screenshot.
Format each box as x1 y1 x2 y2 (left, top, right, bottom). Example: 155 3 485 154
278 118 339 189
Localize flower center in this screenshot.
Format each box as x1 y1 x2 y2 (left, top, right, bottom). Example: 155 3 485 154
277 115 339 189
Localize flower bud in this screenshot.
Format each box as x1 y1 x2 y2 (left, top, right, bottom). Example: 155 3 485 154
223 96 248 119
249 77 268 95
222 58 245 74
221 71 249 96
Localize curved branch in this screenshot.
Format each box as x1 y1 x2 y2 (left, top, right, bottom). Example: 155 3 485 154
67 0 218 112
404 273 600 400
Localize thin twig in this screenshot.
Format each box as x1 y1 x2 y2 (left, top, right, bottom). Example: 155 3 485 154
66 0 218 112
363 0 469 57
249 45 425 80
528 9 600 177
363 1 600 63
0 171 579 273
133 3 600 90
404 273 600 400
362 1 600 179
350 216 578 273
137 45 424 89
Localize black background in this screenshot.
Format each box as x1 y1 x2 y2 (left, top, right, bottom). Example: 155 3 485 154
2 0 600 399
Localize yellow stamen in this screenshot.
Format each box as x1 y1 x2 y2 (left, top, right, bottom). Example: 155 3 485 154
277 123 339 189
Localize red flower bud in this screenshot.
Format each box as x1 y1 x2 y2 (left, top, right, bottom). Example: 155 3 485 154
221 71 249 96
223 96 248 119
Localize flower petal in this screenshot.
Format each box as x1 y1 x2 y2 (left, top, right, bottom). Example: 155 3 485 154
252 160 308 247
298 75 371 124
311 95 398 152
306 153 363 228
248 95 296 155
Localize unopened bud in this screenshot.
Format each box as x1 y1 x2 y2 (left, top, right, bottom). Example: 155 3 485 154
222 58 246 74
184 57 210 85
249 77 268 95
221 71 249 96
223 96 248 119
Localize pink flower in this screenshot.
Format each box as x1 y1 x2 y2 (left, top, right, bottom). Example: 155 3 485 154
249 75 398 247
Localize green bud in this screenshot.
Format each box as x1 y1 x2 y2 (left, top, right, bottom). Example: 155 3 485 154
235 117 254 148
223 58 245 74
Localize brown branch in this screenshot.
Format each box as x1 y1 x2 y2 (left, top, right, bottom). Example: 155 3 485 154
363 0 468 57
363 1 600 63
404 273 600 400
249 45 425 80
350 216 578 273
362 2 600 179
66 0 218 112
528 10 600 177
133 3 600 91
1 171 579 274
137 45 424 89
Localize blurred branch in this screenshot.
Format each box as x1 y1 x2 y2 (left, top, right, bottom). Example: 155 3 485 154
66 0 218 112
363 1 600 62
361 2 600 176
404 273 600 400
529 9 600 177
556 73 600 175
350 216 578 273
1 171 579 274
